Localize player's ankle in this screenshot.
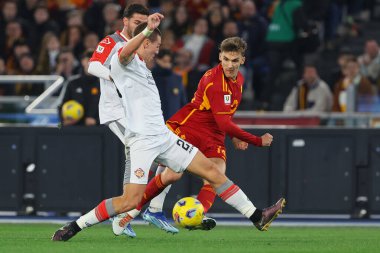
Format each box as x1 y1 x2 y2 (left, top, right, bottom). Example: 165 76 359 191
249 209 263 223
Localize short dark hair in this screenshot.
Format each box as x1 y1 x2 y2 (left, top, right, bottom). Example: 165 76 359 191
219 37 247 56
133 22 161 42
123 4 149 18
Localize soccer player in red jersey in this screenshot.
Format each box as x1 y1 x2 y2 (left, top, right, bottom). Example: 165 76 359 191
117 37 284 231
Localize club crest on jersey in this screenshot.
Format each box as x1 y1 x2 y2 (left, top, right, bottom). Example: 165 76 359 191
96 45 104 53
134 168 145 179
224 94 231 105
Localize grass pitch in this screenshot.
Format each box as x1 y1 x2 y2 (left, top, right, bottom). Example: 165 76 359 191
0 224 379 253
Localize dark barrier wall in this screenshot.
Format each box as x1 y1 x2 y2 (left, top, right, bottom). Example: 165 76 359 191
0 126 379 216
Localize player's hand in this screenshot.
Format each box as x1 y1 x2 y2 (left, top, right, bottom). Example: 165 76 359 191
232 137 248 150
85 117 97 126
261 133 273 147
147 13 164 30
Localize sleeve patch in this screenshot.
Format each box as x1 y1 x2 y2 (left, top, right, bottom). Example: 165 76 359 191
96 45 105 53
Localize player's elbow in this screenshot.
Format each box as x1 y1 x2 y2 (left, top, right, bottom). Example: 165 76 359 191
87 62 96 76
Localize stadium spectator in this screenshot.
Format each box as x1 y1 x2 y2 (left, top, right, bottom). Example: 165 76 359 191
332 58 376 112
181 18 215 71
173 48 204 102
30 4 60 51
60 25 85 59
14 53 44 96
206 7 225 44
168 5 192 40
6 39 31 74
222 0 244 21
54 48 79 79
155 0 174 30
152 49 187 121
2 20 26 60
100 3 121 38
36 32 61 75
237 0 268 102
358 39 380 86
283 65 333 112
60 51 100 126
18 0 41 23
66 9 84 27
0 0 18 25
83 32 100 52
210 19 240 66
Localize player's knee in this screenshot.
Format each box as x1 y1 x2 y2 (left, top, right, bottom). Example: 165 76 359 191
204 162 226 185
161 169 182 185
118 194 141 212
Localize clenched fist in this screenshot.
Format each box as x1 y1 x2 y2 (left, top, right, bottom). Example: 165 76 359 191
261 133 273 146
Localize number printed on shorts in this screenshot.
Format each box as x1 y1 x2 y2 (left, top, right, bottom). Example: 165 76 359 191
176 139 193 153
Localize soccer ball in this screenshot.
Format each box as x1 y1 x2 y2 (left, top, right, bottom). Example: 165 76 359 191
172 197 204 228
61 100 84 122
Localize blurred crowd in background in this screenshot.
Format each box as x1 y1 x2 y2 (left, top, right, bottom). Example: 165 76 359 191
0 0 380 121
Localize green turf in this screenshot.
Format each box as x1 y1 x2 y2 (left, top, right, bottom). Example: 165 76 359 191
0 224 379 253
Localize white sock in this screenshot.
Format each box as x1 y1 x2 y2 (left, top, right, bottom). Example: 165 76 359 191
217 181 256 218
76 209 99 229
149 184 172 212
126 208 141 219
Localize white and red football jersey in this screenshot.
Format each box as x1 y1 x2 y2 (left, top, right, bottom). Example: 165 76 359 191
90 31 128 124
110 52 167 137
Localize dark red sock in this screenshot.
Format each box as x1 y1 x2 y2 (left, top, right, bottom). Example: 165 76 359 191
136 174 167 211
197 184 216 213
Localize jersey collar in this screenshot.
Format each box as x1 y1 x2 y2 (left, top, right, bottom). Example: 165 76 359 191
116 30 129 42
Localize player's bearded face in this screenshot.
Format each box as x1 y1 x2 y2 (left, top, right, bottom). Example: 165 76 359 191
124 14 148 38
219 51 245 80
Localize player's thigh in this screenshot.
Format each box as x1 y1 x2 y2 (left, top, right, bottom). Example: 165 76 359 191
107 118 127 144
186 151 226 187
156 131 198 173
202 157 226 185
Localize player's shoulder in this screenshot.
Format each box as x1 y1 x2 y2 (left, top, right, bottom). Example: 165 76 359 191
98 33 124 47
201 65 221 82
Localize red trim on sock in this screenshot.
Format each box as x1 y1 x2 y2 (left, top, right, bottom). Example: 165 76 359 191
95 200 110 221
119 214 133 227
219 185 240 201
136 174 167 210
197 184 216 213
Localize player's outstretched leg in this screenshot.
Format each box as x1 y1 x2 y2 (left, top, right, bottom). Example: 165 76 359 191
186 151 285 231
52 184 146 241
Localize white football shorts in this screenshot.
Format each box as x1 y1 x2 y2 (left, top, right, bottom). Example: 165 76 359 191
123 130 198 184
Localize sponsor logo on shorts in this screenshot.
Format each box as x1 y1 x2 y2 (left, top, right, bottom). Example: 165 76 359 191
134 168 145 179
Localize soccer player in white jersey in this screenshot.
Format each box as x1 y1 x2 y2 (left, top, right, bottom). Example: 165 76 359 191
52 13 285 242
87 3 153 237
